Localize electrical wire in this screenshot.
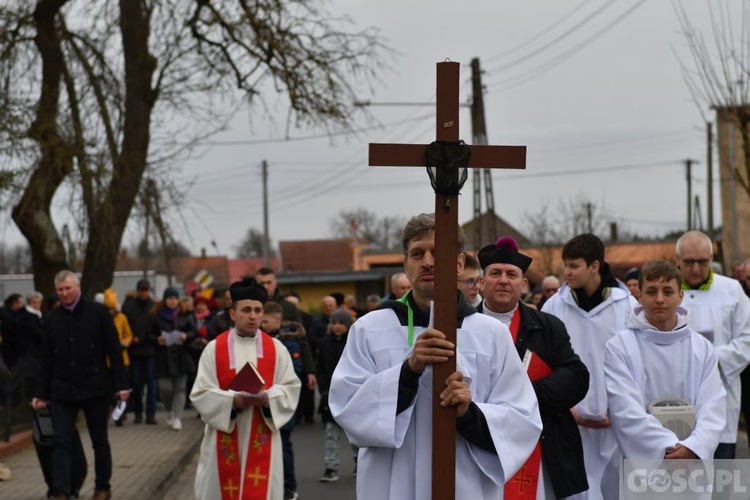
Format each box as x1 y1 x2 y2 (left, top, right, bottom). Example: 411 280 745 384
483 0 597 65
485 0 651 94
484 0 619 75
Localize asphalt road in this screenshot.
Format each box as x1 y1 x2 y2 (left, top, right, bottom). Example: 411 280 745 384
162 420 750 500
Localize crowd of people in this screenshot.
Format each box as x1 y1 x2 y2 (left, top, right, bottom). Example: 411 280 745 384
3 222 750 499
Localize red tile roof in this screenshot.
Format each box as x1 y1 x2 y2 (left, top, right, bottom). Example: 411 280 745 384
279 239 354 272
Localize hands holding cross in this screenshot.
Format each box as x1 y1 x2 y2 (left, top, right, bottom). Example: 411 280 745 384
408 329 472 418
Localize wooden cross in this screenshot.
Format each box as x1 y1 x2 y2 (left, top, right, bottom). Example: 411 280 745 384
368 61 526 500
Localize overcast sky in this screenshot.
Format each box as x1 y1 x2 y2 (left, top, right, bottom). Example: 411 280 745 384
2 0 730 258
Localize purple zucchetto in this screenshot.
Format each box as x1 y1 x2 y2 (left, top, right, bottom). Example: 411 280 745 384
477 236 533 273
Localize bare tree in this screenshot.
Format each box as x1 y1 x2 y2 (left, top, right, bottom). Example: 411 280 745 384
235 228 276 258
329 208 405 250
676 1 750 200
522 194 611 246
0 0 385 298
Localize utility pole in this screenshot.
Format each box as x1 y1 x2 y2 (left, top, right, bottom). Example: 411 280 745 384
262 160 270 267
586 202 593 233
684 159 698 231
707 123 714 238
470 57 496 247
693 195 703 231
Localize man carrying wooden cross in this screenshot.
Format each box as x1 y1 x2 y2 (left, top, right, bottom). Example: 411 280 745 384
329 213 542 500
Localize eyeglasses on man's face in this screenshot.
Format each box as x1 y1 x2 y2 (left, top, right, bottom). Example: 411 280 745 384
458 278 480 289
680 258 711 268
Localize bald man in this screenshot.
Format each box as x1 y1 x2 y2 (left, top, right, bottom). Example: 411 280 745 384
675 231 750 459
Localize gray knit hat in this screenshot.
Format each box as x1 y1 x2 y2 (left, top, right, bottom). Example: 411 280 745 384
330 308 353 328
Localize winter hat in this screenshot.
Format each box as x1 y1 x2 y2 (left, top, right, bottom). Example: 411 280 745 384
103 288 118 310
163 287 180 301
330 308 353 328
624 267 640 282
136 279 151 290
477 236 533 273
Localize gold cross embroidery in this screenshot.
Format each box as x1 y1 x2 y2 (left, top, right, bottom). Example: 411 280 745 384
246 466 268 487
222 478 240 498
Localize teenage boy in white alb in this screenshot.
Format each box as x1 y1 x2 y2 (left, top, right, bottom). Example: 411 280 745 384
541 233 636 500
605 260 726 460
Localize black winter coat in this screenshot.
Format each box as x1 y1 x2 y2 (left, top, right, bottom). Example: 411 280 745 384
149 311 197 378
36 298 129 402
316 332 348 423
121 297 156 357
478 301 590 498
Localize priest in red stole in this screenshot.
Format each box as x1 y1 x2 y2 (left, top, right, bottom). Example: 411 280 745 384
191 279 301 500
476 237 589 499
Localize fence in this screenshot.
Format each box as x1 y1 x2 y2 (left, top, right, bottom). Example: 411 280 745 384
0 355 40 441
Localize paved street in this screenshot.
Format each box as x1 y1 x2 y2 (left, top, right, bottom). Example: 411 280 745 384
1 406 748 499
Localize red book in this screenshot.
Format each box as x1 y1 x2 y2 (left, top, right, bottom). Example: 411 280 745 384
227 362 266 394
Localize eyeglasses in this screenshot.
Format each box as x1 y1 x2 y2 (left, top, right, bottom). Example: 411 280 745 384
681 258 711 268
458 278 480 289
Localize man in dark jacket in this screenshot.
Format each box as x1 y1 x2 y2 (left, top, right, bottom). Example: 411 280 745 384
32 270 129 500
477 236 589 499
121 279 157 424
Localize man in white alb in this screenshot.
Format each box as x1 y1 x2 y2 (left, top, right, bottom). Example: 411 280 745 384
329 213 542 500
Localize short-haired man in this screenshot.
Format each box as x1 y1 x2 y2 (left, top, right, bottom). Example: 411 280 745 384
32 270 130 500
190 280 301 500
329 213 541 500
384 272 411 301
477 236 589 499
255 267 301 323
675 231 750 459
605 260 726 459
542 233 636 500
537 275 561 310
457 253 482 307
363 294 382 315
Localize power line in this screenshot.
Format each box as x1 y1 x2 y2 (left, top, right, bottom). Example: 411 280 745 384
483 0 597 64
485 0 650 94
156 113 434 147
484 0 619 75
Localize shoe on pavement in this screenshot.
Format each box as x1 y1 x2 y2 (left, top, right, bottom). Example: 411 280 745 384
91 489 112 500
49 494 68 500
283 489 298 500
171 418 182 431
145 415 157 425
134 414 143 424
319 468 339 482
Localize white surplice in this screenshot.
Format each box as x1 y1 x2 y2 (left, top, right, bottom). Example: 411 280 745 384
680 273 750 444
542 281 636 500
190 330 301 500
605 306 726 459
329 308 542 500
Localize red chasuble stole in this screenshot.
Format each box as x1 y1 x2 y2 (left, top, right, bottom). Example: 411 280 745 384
215 330 276 500
505 308 552 500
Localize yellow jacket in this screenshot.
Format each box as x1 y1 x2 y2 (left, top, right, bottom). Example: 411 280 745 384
112 311 133 366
